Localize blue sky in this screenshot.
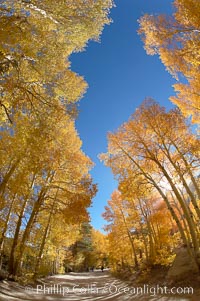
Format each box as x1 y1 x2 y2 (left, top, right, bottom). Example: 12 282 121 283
70 0 176 231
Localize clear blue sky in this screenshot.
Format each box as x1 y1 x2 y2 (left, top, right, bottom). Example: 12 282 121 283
70 0 175 231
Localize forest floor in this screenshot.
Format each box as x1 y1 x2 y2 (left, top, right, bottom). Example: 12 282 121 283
0 269 199 301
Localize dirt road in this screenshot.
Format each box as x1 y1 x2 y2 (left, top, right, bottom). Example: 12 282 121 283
0 270 197 301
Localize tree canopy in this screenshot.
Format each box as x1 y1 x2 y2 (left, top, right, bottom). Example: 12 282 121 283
138 0 200 123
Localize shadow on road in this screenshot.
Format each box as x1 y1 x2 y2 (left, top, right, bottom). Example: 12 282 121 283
0 270 196 301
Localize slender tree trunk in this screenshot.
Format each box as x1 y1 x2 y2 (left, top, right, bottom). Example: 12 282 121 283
153 183 191 252
8 198 28 275
34 191 58 278
13 171 55 276
0 195 16 269
13 189 46 275
156 161 199 253
116 143 193 259
139 222 149 261
138 199 157 263
172 140 200 200
119 208 139 268
143 137 200 254
9 173 36 275
139 139 199 253
0 159 20 197
162 144 200 221
170 193 192 245
34 218 51 278
129 199 150 261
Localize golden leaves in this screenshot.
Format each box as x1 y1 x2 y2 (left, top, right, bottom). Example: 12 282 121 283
101 99 200 269
138 0 200 123
0 0 114 276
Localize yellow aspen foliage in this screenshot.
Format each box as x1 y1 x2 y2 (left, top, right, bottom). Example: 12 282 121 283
0 0 113 276
138 0 200 123
0 0 113 123
100 99 200 269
